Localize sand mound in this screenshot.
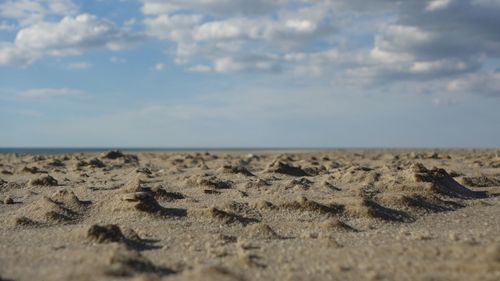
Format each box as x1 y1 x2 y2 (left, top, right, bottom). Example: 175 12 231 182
89 158 106 168
218 164 255 177
185 175 234 189
13 189 89 226
121 192 163 213
300 163 328 176
362 199 414 222
319 218 359 232
242 223 280 239
459 176 500 187
243 178 270 189
280 196 344 216
265 160 309 177
136 167 153 177
29 175 58 186
105 246 173 277
21 166 46 174
74 158 106 169
124 177 185 202
330 166 380 185
116 192 187 218
51 189 89 210
74 160 88 170
153 187 185 201
345 198 414 222
13 216 40 227
47 159 65 167
123 175 144 193
100 150 125 159
402 194 464 212
411 163 489 199
222 201 262 221
100 150 139 164
285 177 314 190
3 195 14 204
87 224 126 243
87 224 161 252
1 168 13 175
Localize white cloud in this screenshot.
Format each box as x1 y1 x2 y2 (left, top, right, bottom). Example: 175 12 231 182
370 47 413 64
193 19 249 41
0 14 143 66
285 19 317 33
373 25 433 57
213 56 280 73
141 0 337 72
0 43 31 65
144 14 202 41
153 63 165 71
188 64 212 73
317 0 500 88
447 72 500 95
1 0 499 99
139 0 500 95
409 60 467 74
0 0 78 26
18 88 84 98
16 14 141 54
426 0 453 12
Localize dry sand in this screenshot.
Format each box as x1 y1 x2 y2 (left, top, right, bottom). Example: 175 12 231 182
0 149 499 281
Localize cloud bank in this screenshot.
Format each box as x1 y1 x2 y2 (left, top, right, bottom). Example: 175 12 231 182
138 0 500 96
0 0 143 65
0 0 499 97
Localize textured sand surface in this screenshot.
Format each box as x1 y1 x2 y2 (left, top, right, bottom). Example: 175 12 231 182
1 150 499 281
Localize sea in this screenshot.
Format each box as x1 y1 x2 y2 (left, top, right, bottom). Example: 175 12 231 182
0 147 321 155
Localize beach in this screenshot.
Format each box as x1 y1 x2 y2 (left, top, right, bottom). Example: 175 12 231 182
1 149 499 280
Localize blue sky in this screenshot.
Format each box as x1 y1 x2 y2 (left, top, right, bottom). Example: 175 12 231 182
0 0 499 148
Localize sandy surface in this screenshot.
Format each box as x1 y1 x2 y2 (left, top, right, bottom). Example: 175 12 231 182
0 149 499 281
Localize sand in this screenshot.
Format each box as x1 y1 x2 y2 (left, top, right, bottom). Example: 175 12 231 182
0 149 499 281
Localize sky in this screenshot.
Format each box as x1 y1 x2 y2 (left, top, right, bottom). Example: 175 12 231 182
0 0 499 148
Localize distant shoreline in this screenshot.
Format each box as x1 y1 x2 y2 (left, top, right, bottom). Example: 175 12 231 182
0 147 498 155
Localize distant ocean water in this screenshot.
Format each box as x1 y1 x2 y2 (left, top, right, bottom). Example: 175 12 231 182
0 147 319 155
0 148 161 155
1 147 484 155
